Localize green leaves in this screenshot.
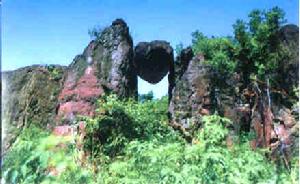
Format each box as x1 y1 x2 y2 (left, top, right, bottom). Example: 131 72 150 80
3 101 298 183
191 31 237 81
83 94 171 158
233 6 288 82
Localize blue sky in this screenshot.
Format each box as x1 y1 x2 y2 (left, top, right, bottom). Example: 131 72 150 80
2 0 299 98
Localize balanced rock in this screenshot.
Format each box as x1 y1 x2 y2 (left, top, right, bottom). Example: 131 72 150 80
134 40 173 84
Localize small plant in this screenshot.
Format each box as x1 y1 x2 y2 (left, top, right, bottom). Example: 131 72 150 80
88 25 104 40
83 94 171 159
46 65 63 80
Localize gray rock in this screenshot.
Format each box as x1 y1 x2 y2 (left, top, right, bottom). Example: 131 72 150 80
2 65 66 151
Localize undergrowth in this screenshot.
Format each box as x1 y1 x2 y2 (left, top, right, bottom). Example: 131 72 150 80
2 95 298 183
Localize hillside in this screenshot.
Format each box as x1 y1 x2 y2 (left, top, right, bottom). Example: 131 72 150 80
2 7 299 183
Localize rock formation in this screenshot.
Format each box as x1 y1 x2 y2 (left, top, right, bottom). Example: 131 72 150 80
169 25 299 158
2 18 298 158
56 18 137 124
2 19 138 151
133 40 173 84
2 65 65 151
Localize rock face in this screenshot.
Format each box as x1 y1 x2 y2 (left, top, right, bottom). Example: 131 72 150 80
2 65 65 151
94 19 137 98
169 53 211 130
278 24 299 99
2 19 138 151
169 25 299 157
56 18 137 124
134 40 173 84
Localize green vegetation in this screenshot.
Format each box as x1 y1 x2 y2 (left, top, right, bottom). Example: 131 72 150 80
46 65 64 81
138 91 154 102
192 32 236 77
192 6 290 88
3 95 298 183
88 25 104 40
2 125 92 184
2 6 298 184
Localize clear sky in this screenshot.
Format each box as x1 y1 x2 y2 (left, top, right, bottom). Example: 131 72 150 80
2 0 299 98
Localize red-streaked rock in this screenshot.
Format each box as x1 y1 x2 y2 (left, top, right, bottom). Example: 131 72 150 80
53 125 74 136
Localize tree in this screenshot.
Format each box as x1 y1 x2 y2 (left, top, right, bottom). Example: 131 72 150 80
138 91 154 102
191 31 236 78
233 6 287 84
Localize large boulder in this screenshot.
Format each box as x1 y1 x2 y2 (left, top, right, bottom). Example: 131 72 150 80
2 65 66 151
94 18 137 98
133 40 173 84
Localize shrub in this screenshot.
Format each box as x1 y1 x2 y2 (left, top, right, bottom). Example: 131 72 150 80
191 32 237 78
83 95 174 158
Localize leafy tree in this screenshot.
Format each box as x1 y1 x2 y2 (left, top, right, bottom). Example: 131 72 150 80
191 31 236 78
175 42 184 55
138 91 154 102
233 6 287 84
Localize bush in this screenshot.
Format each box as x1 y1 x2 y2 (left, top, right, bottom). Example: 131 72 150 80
2 125 94 184
83 95 175 158
191 32 236 78
3 98 298 183
97 114 295 183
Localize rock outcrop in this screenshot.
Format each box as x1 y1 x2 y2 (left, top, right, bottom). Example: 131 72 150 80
2 19 138 151
56 18 137 124
133 40 173 84
169 53 211 130
169 25 299 158
278 24 299 100
2 65 66 151
2 18 298 159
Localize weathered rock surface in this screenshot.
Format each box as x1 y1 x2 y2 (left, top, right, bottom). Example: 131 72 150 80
2 65 66 151
278 24 299 100
2 19 138 151
94 19 137 98
169 53 213 131
169 25 299 157
134 40 173 84
56 18 137 124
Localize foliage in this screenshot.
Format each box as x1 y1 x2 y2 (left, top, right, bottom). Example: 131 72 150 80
3 98 298 183
192 6 290 89
83 94 173 158
175 42 184 55
95 114 296 184
2 125 50 184
88 25 104 40
46 65 63 80
191 32 236 77
138 91 154 102
2 124 94 184
233 6 287 83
